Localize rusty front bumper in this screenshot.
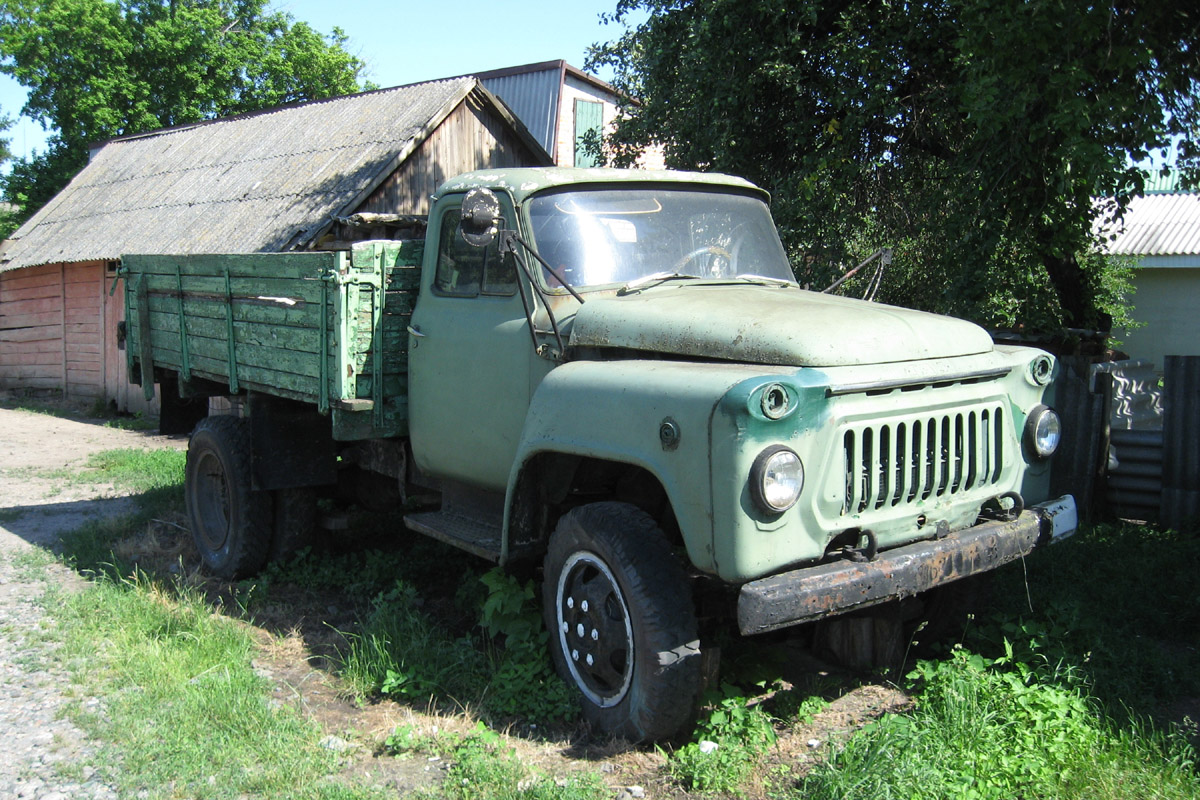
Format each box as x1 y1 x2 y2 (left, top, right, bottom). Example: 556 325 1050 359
737 495 1078 635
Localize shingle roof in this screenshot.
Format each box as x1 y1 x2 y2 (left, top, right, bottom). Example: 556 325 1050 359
1101 191 1200 256
0 77 507 272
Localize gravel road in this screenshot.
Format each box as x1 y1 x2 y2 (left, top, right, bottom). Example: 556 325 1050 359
0 403 184 799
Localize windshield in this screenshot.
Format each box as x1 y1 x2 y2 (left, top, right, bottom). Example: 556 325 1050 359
527 187 795 290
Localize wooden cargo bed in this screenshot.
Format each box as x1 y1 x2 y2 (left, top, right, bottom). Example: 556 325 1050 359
122 240 422 440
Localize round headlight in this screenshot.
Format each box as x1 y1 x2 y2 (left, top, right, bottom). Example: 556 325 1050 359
751 445 804 514
1024 405 1062 459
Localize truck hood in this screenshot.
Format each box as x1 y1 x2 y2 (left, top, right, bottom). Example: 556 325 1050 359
567 283 995 367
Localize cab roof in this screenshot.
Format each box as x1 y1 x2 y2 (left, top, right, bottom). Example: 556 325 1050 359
433 167 769 204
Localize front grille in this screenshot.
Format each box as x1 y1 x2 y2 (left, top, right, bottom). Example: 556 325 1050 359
842 404 1006 516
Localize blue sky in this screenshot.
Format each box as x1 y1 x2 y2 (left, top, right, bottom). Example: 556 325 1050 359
0 0 638 165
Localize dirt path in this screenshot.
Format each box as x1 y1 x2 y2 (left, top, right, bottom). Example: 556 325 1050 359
0 403 186 799
0 404 186 546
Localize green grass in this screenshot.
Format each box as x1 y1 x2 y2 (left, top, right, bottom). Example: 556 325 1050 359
46 572 387 800
974 521 1200 718
387 723 608 800
795 647 1199 800
785 521 1200 799
33 441 1200 800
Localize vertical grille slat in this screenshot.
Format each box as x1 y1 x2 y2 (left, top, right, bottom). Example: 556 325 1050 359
840 403 1007 518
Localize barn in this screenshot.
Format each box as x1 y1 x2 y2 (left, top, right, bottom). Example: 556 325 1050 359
0 76 551 410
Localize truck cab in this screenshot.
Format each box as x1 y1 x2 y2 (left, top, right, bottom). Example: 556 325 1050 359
399 168 1075 739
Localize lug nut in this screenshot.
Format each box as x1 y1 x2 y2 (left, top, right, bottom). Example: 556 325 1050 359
577 623 585 637
581 600 589 612
572 649 579 662
567 597 574 609
591 629 599 641
586 653 594 666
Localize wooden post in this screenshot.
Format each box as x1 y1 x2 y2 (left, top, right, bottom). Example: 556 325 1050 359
60 263 67 397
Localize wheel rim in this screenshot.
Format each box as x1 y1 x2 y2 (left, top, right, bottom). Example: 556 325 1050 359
192 449 231 554
556 551 634 707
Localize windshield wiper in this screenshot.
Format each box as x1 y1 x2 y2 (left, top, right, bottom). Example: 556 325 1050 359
730 274 795 287
618 271 702 294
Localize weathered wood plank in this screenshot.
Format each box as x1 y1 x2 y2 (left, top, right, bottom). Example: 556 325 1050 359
65 323 100 336
3 376 63 389
145 293 326 329
149 332 324 379
137 272 329 305
2 364 63 379
0 267 62 290
2 296 61 315
0 325 60 343
0 352 62 367
147 309 323 354
0 338 63 353
123 252 337 281
1 311 63 329
0 284 63 303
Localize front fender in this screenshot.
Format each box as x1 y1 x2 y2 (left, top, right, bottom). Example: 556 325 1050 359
505 359 780 572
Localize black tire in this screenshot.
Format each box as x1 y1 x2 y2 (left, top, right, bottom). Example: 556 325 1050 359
269 487 317 563
185 416 270 578
542 501 702 742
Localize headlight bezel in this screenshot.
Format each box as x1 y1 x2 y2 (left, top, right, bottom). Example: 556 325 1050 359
1023 404 1062 460
750 445 804 514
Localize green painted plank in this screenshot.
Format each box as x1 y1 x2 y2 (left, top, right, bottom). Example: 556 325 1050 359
146 294 326 329
138 273 328 304
147 309 323 354
148 332 324 379
150 347 321 400
123 252 337 281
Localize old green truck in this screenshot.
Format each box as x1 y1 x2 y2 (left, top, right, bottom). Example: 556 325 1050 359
122 167 1077 741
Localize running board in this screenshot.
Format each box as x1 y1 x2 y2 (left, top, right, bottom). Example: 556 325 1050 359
404 511 502 562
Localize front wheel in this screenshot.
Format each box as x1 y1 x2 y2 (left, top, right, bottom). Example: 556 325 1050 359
542 502 702 742
185 415 270 578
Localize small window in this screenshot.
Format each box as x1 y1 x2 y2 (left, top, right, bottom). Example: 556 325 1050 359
433 209 517 297
574 99 604 168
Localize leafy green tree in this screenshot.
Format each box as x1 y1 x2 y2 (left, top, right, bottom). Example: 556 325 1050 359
0 0 369 227
590 0 1199 331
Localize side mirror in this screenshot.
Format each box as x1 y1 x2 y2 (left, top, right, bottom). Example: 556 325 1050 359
460 187 501 247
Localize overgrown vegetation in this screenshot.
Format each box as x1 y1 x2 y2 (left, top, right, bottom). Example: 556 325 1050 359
590 0 1200 333
19 431 1200 798
799 646 1198 800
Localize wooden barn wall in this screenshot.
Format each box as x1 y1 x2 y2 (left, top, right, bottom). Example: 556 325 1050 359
0 261 104 399
1 261 156 413
357 93 545 217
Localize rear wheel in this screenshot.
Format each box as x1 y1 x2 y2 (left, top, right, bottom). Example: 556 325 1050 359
185 416 270 578
542 502 702 742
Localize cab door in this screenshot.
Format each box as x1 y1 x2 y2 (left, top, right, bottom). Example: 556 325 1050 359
407 196 535 491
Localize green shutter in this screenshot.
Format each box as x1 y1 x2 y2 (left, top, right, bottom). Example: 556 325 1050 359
574 100 603 167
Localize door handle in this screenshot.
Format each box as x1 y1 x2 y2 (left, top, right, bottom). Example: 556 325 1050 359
406 325 427 339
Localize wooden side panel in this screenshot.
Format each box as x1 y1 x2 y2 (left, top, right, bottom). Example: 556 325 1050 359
122 245 419 440
356 93 546 217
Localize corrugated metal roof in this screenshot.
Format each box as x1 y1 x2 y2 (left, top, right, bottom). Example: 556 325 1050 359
481 66 563 159
1101 192 1200 256
0 77 479 272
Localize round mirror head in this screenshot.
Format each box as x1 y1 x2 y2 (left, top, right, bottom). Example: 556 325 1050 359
459 187 501 247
